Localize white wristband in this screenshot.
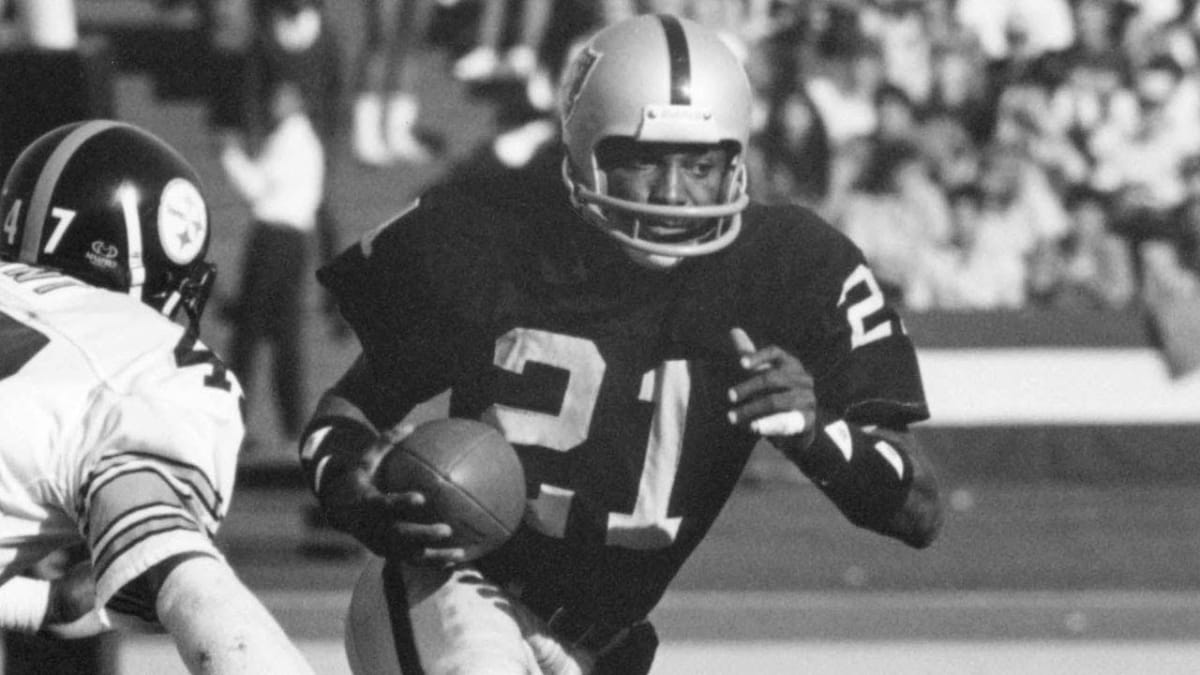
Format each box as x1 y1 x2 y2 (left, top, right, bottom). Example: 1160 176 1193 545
0 576 52 633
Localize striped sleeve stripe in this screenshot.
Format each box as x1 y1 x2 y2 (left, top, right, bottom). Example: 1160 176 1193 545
88 451 223 515
91 500 202 569
83 452 224 524
94 529 219 611
93 512 204 581
19 121 122 263
83 466 218 542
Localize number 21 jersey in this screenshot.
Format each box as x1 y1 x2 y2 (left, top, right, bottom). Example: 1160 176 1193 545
320 186 929 626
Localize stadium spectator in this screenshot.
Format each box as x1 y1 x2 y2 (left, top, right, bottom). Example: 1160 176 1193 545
1099 54 1200 243
747 83 832 210
450 0 555 111
1037 184 1136 309
1048 0 1139 187
220 79 325 450
873 82 922 143
1140 234 1200 373
954 0 1075 65
807 38 886 152
860 0 935 106
924 20 993 145
917 107 980 193
1167 153 1200 280
993 69 1091 189
1119 0 1194 65
929 143 1067 309
1 0 76 48
350 0 439 165
833 138 953 308
201 0 258 133
808 38 888 216
237 0 345 274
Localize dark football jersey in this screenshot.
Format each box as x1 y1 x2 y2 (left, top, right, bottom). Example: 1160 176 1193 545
319 182 928 627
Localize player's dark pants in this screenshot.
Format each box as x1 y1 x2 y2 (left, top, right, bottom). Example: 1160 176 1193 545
228 220 309 438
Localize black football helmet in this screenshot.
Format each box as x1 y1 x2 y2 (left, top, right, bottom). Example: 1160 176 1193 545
0 120 215 330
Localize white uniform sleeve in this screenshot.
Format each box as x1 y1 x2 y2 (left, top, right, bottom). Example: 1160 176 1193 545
79 344 244 622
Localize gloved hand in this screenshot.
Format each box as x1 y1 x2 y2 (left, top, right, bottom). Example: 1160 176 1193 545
318 423 465 566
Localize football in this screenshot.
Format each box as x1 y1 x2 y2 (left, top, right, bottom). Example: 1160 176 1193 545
378 418 527 561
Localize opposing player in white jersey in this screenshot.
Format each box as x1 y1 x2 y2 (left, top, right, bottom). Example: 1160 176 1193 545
0 120 314 674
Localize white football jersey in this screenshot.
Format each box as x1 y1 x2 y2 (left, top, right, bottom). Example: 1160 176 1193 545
0 262 243 617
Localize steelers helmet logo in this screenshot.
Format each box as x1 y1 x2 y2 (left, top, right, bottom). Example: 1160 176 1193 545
157 178 207 264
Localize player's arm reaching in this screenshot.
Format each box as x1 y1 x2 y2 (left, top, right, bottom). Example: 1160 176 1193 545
152 554 315 675
727 328 943 548
299 355 465 566
77 481 317 675
76 390 317 673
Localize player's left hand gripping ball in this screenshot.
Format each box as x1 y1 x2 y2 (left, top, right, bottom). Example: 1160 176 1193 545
319 424 463 566
727 327 817 448
377 419 527 562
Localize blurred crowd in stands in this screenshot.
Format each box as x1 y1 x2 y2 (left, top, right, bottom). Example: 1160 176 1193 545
197 0 1200 315
726 0 1200 314
6 0 1200 317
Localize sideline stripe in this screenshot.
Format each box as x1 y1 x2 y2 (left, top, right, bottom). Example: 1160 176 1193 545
918 348 1200 424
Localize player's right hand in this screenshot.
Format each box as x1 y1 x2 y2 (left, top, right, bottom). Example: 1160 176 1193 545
318 424 466 566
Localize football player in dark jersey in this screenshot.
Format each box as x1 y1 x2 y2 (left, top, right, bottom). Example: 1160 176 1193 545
301 14 943 675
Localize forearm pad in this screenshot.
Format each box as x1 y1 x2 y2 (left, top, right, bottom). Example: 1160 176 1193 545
299 417 377 496
785 414 915 531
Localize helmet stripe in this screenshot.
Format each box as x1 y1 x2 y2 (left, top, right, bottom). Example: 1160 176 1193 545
20 120 123 264
658 15 691 105
118 184 145 298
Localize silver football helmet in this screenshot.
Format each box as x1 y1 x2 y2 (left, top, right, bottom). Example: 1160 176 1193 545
559 14 752 267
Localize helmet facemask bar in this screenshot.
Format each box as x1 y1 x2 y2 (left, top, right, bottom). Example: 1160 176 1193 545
563 150 748 259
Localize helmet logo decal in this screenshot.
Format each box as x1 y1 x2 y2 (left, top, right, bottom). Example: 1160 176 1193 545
90 241 119 259
158 178 207 265
560 46 600 123
86 240 121 271
658 15 692 105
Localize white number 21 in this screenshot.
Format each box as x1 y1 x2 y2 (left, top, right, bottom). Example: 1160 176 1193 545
484 328 687 551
